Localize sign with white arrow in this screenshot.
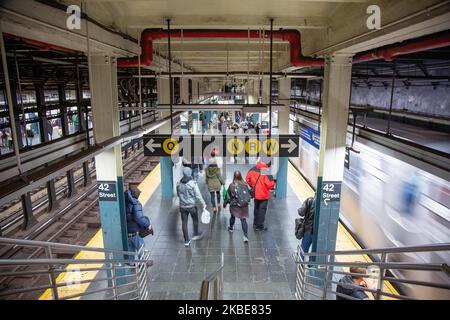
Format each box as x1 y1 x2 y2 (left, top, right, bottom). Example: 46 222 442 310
279 136 299 157
142 134 300 157
321 182 342 206
145 138 161 153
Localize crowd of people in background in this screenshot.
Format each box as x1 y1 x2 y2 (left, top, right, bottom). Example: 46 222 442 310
199 111 264 135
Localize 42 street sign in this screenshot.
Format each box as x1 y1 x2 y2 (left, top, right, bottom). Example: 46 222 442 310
321 182 342 206
143 134 300 157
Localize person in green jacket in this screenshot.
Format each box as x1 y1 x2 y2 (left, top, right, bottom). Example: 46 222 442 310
205 157 225 213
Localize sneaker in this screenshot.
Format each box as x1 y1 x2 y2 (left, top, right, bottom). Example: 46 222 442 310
228 226 233 233
254 226 268 231
243 236 249 243
184 240 191 247
192 234 202 241
213 207 217 214
146 260 154 268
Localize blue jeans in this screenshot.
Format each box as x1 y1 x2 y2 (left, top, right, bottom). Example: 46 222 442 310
300 231 313 260
128 234 145 259
192 167 199 181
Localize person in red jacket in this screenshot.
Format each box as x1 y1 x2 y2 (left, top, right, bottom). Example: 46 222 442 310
246 160 275 231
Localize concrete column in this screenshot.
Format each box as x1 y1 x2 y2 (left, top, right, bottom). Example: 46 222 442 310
157 78 174 199
9 81 24 148
90 54 129 258
275 78 291 199
35 84 49 143
247 79 258 104
180 78 189 104
261 78 271 104
192 80 199 103
58 84 69 136
312 53 353 264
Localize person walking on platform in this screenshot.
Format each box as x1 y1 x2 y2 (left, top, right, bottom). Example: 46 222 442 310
124 185 153 266
205 157 225 213
224 171 251 243
246 160 275 231
176 166 207 247
296 196 316 260
182 157 203 182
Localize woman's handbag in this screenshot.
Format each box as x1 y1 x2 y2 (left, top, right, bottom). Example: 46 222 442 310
139 226 153 238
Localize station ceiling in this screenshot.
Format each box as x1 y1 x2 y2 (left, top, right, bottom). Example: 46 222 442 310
52 0 449 74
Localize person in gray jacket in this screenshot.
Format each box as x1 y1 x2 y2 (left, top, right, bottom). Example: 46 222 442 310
176 166 207 247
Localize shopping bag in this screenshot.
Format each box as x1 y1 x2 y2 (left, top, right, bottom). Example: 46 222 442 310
201 208 211 224
222 186 227 201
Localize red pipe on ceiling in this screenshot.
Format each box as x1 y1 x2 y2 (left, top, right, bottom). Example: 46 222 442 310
117 29 324 68
353 31 450 64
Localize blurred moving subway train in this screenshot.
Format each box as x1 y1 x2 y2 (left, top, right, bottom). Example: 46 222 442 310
289 113 450 300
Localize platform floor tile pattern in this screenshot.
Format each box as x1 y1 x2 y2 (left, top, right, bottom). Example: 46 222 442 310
142 164 302 300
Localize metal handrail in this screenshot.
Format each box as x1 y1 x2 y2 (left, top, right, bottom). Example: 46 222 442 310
0 237 151 300
199 252 224 300
302 243 450 257
294 243 450 301
0 237 135 256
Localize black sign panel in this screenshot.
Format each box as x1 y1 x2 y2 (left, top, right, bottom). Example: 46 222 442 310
97 181 117 202
279 135 300 157
143 135 183 157
321 181 342 206
143 134 300 157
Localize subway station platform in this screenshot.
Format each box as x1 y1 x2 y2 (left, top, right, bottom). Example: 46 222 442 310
39 160 375 300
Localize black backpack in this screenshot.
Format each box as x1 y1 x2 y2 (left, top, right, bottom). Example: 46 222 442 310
295 198 313 240
232 183 251 208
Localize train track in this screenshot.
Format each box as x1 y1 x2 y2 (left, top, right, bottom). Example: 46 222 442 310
0 140 160 299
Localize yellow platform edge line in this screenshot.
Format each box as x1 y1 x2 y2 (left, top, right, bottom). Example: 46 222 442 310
287 161 399 297
38 164 161 300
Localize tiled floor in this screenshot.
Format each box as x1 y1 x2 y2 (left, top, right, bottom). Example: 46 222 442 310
142 163 303 300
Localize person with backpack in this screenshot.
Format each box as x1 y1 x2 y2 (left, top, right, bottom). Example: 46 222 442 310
176 166 207 247
246 160 275 231
124 185 153 266
224 171 251 243
205 157 225 213
295 196 316 260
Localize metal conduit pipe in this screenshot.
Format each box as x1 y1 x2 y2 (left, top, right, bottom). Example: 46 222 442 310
353 30 450 64
117 29 324 68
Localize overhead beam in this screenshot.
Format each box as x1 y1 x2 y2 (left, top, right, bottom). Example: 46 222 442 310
306 0 450 56
116 15 329 30
0 0 138 56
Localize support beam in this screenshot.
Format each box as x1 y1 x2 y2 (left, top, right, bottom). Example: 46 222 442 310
311 54 353 285
192 79 199 103
83 161 91 187
180 78 189 104
90 54 129 262
275 78 291 199
46 179 58 212
157 77 174 199
66 169 76 198
35 84 49 143
21 192 37 230
58 84 69 136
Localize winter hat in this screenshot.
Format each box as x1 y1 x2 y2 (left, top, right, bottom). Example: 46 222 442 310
182 166 192 177
129 185 141 199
